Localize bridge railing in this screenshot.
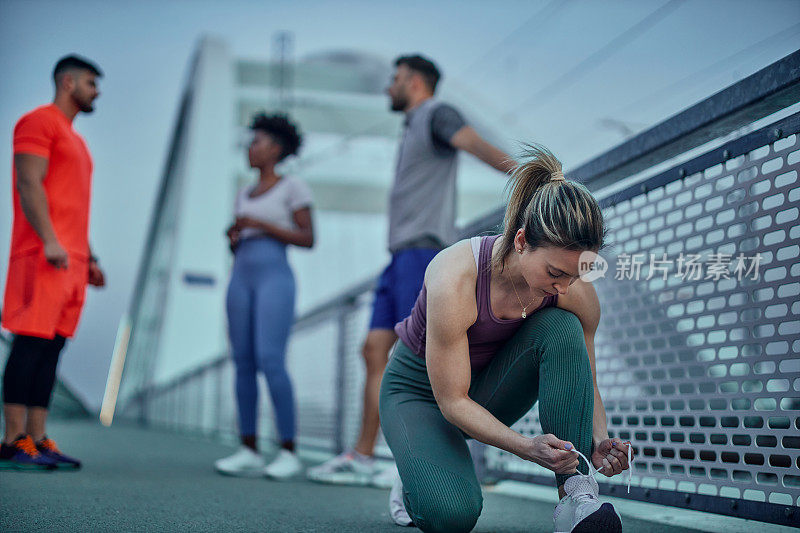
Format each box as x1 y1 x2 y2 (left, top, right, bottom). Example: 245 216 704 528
119 51 800 527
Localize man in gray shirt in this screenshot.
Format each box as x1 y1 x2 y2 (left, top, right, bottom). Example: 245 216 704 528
308 54 515 486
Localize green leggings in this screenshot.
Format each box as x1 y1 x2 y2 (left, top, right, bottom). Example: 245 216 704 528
379 307 594 533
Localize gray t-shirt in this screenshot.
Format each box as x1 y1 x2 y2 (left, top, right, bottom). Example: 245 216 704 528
235 176 313 240
388 99 467 252
431 104 466 153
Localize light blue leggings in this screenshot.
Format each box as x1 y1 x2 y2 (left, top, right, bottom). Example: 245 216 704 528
226 237 296 442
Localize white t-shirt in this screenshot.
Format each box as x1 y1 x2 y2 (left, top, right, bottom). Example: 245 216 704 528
234 176 313 240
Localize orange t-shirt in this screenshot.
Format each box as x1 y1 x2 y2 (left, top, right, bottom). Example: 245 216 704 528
10 104 93 260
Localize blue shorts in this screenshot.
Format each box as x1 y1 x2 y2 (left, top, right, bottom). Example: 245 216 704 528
369 248 440 331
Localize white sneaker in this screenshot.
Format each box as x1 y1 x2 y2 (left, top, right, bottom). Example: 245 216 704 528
389 475 413 526
214 446 265 477
371 462 399 489
306 451 375 485
264 449 302 480
553 451 622 532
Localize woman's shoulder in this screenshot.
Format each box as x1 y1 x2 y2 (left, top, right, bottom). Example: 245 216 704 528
281 176 313 209
425 240 480 327
426 240 479 295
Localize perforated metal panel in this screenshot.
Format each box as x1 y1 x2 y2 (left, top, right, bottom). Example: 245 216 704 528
485 120 800 513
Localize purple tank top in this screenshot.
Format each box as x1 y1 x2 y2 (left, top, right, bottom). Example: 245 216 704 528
395 235 559 373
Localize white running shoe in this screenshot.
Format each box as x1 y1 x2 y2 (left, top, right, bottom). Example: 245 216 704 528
214 446 265 477
372 462 399 489
389 475 413 526
553 451 622 533
264 449 303 480
306 451 375 485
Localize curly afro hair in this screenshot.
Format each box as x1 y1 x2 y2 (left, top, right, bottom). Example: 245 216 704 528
250 113 302 161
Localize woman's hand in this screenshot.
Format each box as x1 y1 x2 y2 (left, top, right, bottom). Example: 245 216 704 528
226 224 241 252
517 434 579 474
591 437 632 477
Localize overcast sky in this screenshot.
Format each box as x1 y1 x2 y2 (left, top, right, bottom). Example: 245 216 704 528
1 0 798 410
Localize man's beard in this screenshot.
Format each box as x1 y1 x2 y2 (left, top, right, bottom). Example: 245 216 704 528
390 95 407 112
73 93 95 113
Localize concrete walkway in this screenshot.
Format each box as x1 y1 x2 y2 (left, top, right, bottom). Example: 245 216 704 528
1 420 707 532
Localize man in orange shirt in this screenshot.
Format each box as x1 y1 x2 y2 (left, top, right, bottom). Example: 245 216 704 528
0 55 106 470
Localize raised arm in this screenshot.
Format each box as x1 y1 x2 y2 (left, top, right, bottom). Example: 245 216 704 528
425 245 577 474
449 126 517 174
14 153 68 268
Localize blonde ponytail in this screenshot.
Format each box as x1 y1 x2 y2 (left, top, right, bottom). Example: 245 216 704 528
493 144 606 272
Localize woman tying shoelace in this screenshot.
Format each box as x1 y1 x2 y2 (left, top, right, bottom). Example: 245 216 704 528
379 145 634 533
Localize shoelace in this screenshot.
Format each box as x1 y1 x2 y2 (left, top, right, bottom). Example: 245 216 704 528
570 441 633 493
16 436 41 458
569 477 600 505
38 438 60 453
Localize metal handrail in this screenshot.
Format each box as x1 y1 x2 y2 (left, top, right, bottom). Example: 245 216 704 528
569 49 800 189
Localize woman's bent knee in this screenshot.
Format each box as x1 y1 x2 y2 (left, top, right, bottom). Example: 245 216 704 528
414 499 482 533
408 473 482 533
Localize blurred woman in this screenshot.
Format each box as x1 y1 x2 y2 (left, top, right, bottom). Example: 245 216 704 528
215 113 313 479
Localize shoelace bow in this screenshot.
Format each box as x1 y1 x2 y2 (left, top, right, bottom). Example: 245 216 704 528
17 436 41 457
570 441 633 494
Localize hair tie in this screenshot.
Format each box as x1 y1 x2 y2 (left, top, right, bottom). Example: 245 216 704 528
550 172 565 182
